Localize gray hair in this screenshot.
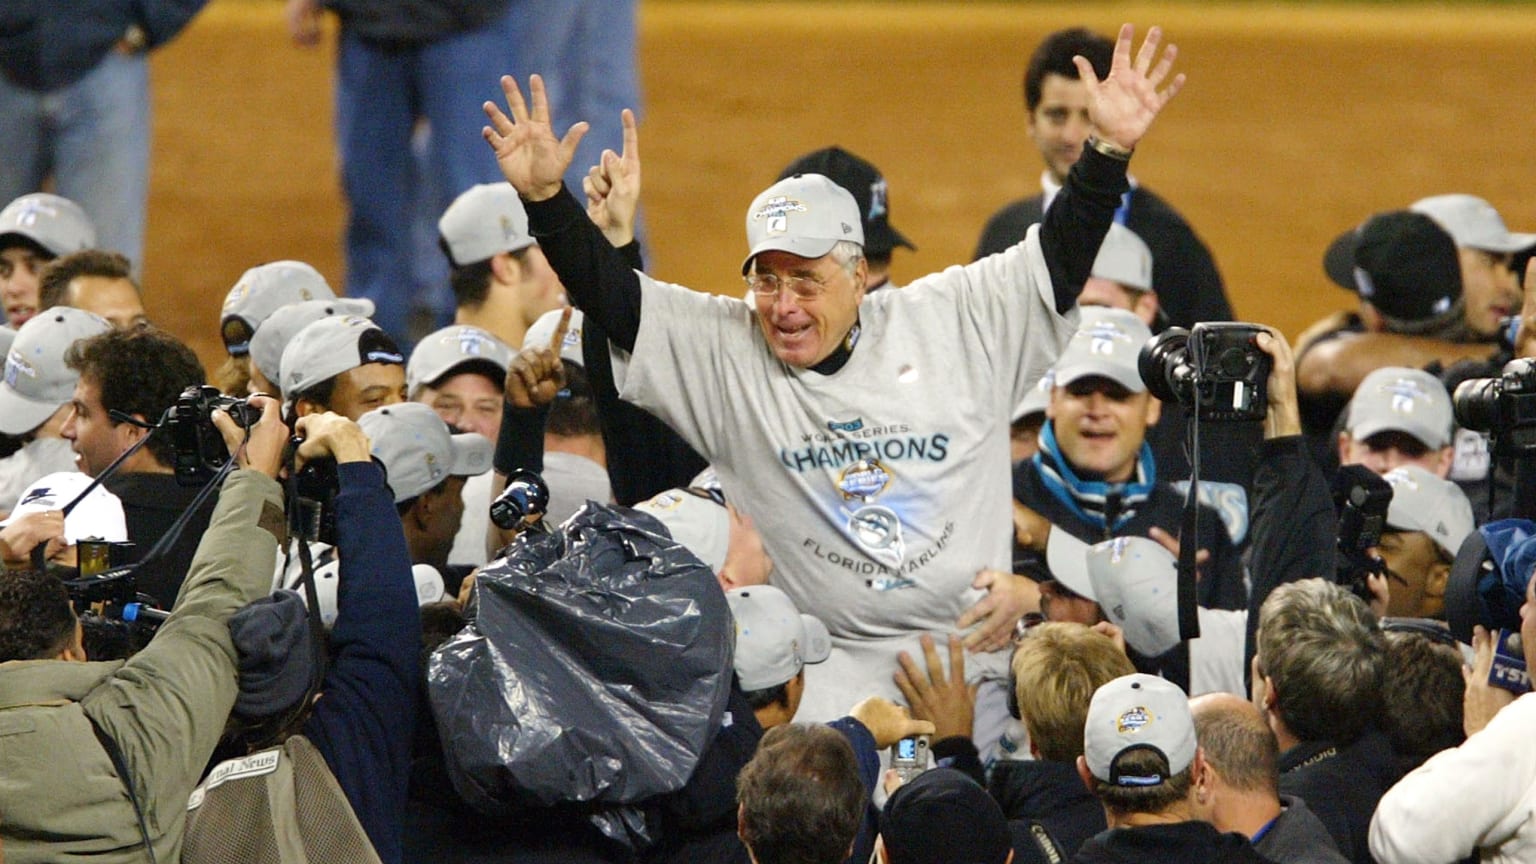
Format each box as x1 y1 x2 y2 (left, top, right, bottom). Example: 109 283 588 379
828 240 865 279
1256 578 1385 745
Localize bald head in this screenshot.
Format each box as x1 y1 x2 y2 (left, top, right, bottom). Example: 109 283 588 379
1191 693 1278 794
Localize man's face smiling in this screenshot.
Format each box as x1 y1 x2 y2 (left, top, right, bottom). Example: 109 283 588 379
1047 377 1159 483
1 243 49 327
1028 73 1094 185
750 249 866 368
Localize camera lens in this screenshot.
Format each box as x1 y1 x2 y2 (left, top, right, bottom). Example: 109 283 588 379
1137 328 1192 405
1452 377 1503 433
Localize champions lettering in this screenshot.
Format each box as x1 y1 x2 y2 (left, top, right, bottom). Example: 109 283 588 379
779 433 950 472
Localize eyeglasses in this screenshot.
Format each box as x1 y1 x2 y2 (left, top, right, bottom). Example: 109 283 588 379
744 272 833 302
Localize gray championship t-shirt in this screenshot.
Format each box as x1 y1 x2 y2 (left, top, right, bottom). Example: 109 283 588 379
619 228 1075 720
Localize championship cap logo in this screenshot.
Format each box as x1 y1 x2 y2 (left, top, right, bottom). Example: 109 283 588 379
1382 377 1426 415
753 196 807 237
1116 706 1152 734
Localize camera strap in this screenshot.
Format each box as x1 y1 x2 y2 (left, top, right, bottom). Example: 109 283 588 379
1176 345 1206 644
28 413 163 571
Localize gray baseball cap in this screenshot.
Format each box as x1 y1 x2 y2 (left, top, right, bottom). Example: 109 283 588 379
438 183 537 267
0 307 110 435
1411 194 1536 254
1382 465 1476 558
1091 223 1154 292
407 325 513 396
250 298 375 385
0 193 97 257
357 402 493 502
219 261 338 356
1084 673 1197 786
1345 367 1453 450
725 585 832 692
741 173 864 274
1052 308 1152 393
279 315 403 399
1087 536 1182 658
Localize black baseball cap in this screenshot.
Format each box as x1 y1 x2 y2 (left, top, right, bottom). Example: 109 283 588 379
1322 210 1462 322
879 768 1011 864
778 146 915 257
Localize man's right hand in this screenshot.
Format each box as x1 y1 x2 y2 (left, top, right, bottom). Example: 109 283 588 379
1255 326 1301 440
0 510 66 567
506 306 572 408
213 395 286 479
292 412 372 466
483 74 590 202
847 696 936 750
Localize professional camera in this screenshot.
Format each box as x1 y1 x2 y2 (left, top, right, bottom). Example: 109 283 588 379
65 539 167 659
167 385 260 486
490 469 551 533
1138 323 1271 422
1453 357 1536 456
290 457 340 546
1333 465 1393 601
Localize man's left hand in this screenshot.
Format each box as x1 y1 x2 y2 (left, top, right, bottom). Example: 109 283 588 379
957 569 1040 653
894 634 978 742
1079 24 1186 153
1463 625 1516 736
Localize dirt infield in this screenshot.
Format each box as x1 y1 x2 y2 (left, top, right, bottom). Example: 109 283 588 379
145 2 1536 370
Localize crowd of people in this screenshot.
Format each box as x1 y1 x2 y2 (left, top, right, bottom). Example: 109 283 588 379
0 19 1533 864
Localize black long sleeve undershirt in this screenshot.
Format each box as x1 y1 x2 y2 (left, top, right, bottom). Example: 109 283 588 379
522 146 1129 353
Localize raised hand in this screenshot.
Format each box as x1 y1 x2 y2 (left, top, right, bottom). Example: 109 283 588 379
1075 24 1186 153
482 75 590 202
506 306 571 408
584 109 642 247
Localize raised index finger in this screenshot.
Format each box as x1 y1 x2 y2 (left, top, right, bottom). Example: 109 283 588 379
549 305 573 353
620 108 640 163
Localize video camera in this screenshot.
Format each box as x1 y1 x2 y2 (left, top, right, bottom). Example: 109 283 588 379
1333 464 1393 602
168 385 260 486
64 538 168 659
1453 357 1536 458
1139 323 1271 422
490 469 551 534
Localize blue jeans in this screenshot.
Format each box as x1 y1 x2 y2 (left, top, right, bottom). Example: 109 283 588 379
335 6 520 345
0 50 151 270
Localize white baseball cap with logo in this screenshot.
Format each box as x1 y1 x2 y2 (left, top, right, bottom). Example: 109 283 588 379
278 315 403 400
1382 465 1475 558
1084 673 1197 787
357 402 493 503
1411 194 1536 254
1091 223 1154 292
726 585 832 691
0 307 111 435
250 298 376 386
1051 308 1152 394
219 261 338 356
1086 535 1184 658
741 173 865 274
0 193 97 257
1 471 128 544
438 183 537 266
522 307 585 367
1345 366 1453 450
407 325 514 396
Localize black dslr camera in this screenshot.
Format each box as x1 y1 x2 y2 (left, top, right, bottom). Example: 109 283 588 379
290 457 340 546
1139 323 1271 422
490 469 550 533
1333 464 1393 601
1453 357 1536 457
167 385 259 486
67 539 167 660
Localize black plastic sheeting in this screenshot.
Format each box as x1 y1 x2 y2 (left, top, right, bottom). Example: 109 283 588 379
428 502 733 845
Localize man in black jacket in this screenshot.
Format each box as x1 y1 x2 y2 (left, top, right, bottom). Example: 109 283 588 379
1071 674 1275 864
973 27 1231 331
